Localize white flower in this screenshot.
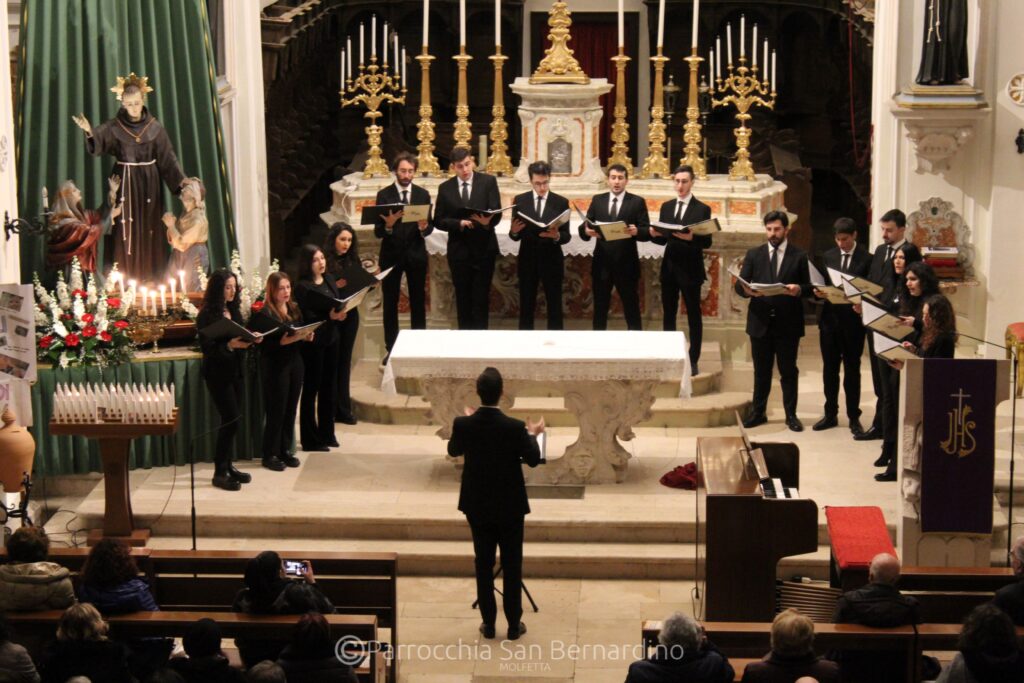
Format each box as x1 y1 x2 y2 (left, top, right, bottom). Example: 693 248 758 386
98 318 109 333
35 310 49 327
33 272 52 309
181 298 198 319
59 352 70 369
56 276 71 310
72 297 86 322
69 258 84 293
86 274 98 306
53 321 68 338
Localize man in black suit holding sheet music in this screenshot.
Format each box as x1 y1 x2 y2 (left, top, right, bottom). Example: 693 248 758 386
434 148 503 330
649 165 712 375
735 210 811 432
580 163 650 331
509 161 571 330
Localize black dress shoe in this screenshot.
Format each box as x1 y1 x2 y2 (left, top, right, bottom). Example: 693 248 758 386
507 622 527 641
873 452 890 467
742 413 767 429
281 455 301 468
691 363 700 377
812 416 838 431
875 471 897 482
302 444 330 452
335 413 358 425
326 438 340 448
262 457 286 472
479 623 495 639
785 415 804 432
853 425 883 441
849 418 865 437
227 465 252 484
212 473 241 491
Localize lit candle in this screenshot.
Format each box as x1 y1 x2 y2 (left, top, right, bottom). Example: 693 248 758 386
359 23 364 64
423 0 430 48
726 24 732 65
657 0 665 49
139 286 148 312
459 0 466 46
169 277 176 303
382 21 388 64
340 50 345 84
716 35 722 75
178 270 186 295
159 284 166 313
740 15 745 57
709 48 715 80
752 24 757 66
763 39 768 76
150 290 158 317
495 0 501 46
617 0 624 48
691 0 700 49
771 50 776 89
401 47 407 86
394 33 399 74
347 37 352 77
371 16 376 58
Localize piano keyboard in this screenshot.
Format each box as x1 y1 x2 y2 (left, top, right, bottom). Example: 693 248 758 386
760 477 800 499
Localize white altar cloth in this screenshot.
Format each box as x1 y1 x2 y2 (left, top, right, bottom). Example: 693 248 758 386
424 220 669 259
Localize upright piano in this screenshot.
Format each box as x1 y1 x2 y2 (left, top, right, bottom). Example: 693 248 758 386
698 436 819 621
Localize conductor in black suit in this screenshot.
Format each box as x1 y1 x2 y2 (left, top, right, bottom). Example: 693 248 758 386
649 165 712 375
856 208 922 441
373 152 433 357
735 211 812 432
812 218 871 435
433 148 502 330
448 367 544 641
509 161 571 329
580 163 651 330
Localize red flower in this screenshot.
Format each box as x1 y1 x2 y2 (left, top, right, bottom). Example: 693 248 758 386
71 289 87 299
251 300 265 312
81 313 95 324
39 335 54 349
61 314 73 321
81 326 97 338
107 297 121 308
64 333 80 347
113 320 130 330
100 331 113 343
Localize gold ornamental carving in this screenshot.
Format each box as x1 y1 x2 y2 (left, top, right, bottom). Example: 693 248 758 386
530 2 589 84
487 48 514 176
607 52 632 168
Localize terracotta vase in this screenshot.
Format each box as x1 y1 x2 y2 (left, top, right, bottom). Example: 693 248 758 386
0 407 35 493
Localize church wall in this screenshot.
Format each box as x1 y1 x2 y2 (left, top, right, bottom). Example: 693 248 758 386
0 0 18 282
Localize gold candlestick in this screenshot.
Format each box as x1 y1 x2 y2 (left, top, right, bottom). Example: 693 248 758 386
680 50 708 180
712 55 776 181
608 50 632 169
415 49 442 176
452 47 473 153
638 51 670 179
341 55 406 178
487 47 514 176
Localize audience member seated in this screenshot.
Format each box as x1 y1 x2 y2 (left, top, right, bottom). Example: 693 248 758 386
993 535 1024 626
625 612 734 683
247 661 287 683
232 552 335 669
144 669 186 683
0 527 75 612
740 609 840 683
167 618 245 683
0 613 40 683
936 603 1024 683
276 612 358 683
39 603 135 683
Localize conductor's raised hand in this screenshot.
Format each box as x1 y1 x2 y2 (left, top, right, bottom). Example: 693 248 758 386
526 416 546 435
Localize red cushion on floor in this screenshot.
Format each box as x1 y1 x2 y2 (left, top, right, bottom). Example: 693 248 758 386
825 506 896 571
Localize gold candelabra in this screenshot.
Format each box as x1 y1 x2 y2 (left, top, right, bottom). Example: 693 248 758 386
487 46 514 176
452 47 473 153
638 51 670 179
712 55 775 181
414 49 442 176
608 50 632 169
680 50 708 180
341 55 407 178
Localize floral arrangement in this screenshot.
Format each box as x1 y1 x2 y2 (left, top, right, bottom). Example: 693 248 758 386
182 249 279 322
33 259 135 368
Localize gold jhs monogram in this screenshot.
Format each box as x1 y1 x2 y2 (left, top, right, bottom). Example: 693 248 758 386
940 388 976 458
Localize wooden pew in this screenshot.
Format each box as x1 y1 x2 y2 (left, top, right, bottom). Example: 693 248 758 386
899 566 1017 624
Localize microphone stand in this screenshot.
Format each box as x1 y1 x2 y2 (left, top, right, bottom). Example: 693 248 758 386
957 332 1019 566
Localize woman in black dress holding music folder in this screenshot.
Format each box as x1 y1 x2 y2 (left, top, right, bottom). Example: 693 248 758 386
248 271 315 471
196 269 256 491
324 223 368 425
295 245 347 451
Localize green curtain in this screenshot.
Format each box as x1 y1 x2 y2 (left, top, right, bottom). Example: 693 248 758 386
15 0 236 282
30 352 265 475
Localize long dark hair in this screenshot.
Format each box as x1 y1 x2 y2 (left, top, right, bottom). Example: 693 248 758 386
202 268 241 320
958 603 1019 657
81 538 139 587
243 551 287 613
296 244 324 283
324 223 360 276
921 294 957 352
898 260 939 317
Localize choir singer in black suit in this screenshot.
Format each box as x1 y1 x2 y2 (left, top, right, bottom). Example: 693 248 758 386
735 211 812 432
433 148 502 330
509 161 571 329
649 165 712 376
812 218 871 435
448 367 544 642
580 164 651 330
373 153 433 359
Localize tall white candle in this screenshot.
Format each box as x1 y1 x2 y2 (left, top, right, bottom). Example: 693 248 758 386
709 48 715 80
726 24 732 65
691 0 700 48
423 0 430 47
139 286 148 313
716 35 721 74
402 47 407 85
371 16 377 58
382 22 388 63
495 0 501 46
657 0 665 49
169 277 177 303
394 33 399 73
359 23 365 64
763 39 768 75
772 50 777 88
739 15 745 57
340 50 345 83
459 0 466 46
617 0 624 48
752 24 757 66
177 271 185 295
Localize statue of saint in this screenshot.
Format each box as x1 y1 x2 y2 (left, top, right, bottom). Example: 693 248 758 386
72 73 187 282
915 0 969 86
45 177 122 275
163 177 209 291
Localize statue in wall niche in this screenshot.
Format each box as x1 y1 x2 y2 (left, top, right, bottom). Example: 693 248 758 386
915 0 969 85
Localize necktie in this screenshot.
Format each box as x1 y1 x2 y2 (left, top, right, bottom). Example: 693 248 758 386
610 196 619 219
675 201 684 222
536 195 543 218
401 190 409 205
842 253 850 273
461 182 470 204
770 247 779 281
885 246 893 262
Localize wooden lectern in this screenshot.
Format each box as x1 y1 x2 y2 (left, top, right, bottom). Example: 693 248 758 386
49 412 178 546
698 436 818 621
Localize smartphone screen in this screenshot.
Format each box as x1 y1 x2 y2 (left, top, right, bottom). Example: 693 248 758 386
283 560 306 575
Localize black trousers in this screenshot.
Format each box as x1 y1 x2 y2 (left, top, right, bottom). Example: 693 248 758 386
450 257 496 330
381 261 426 351
750 333 801 418
518 259 564 330
336 310 359 419
468 515 525 629
300 340 338 448
819 319 865 420
878 358 901 473
261 354 302 460
592 266 641 331
866 332 885 430
662 275 703 367
204 372 242 474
